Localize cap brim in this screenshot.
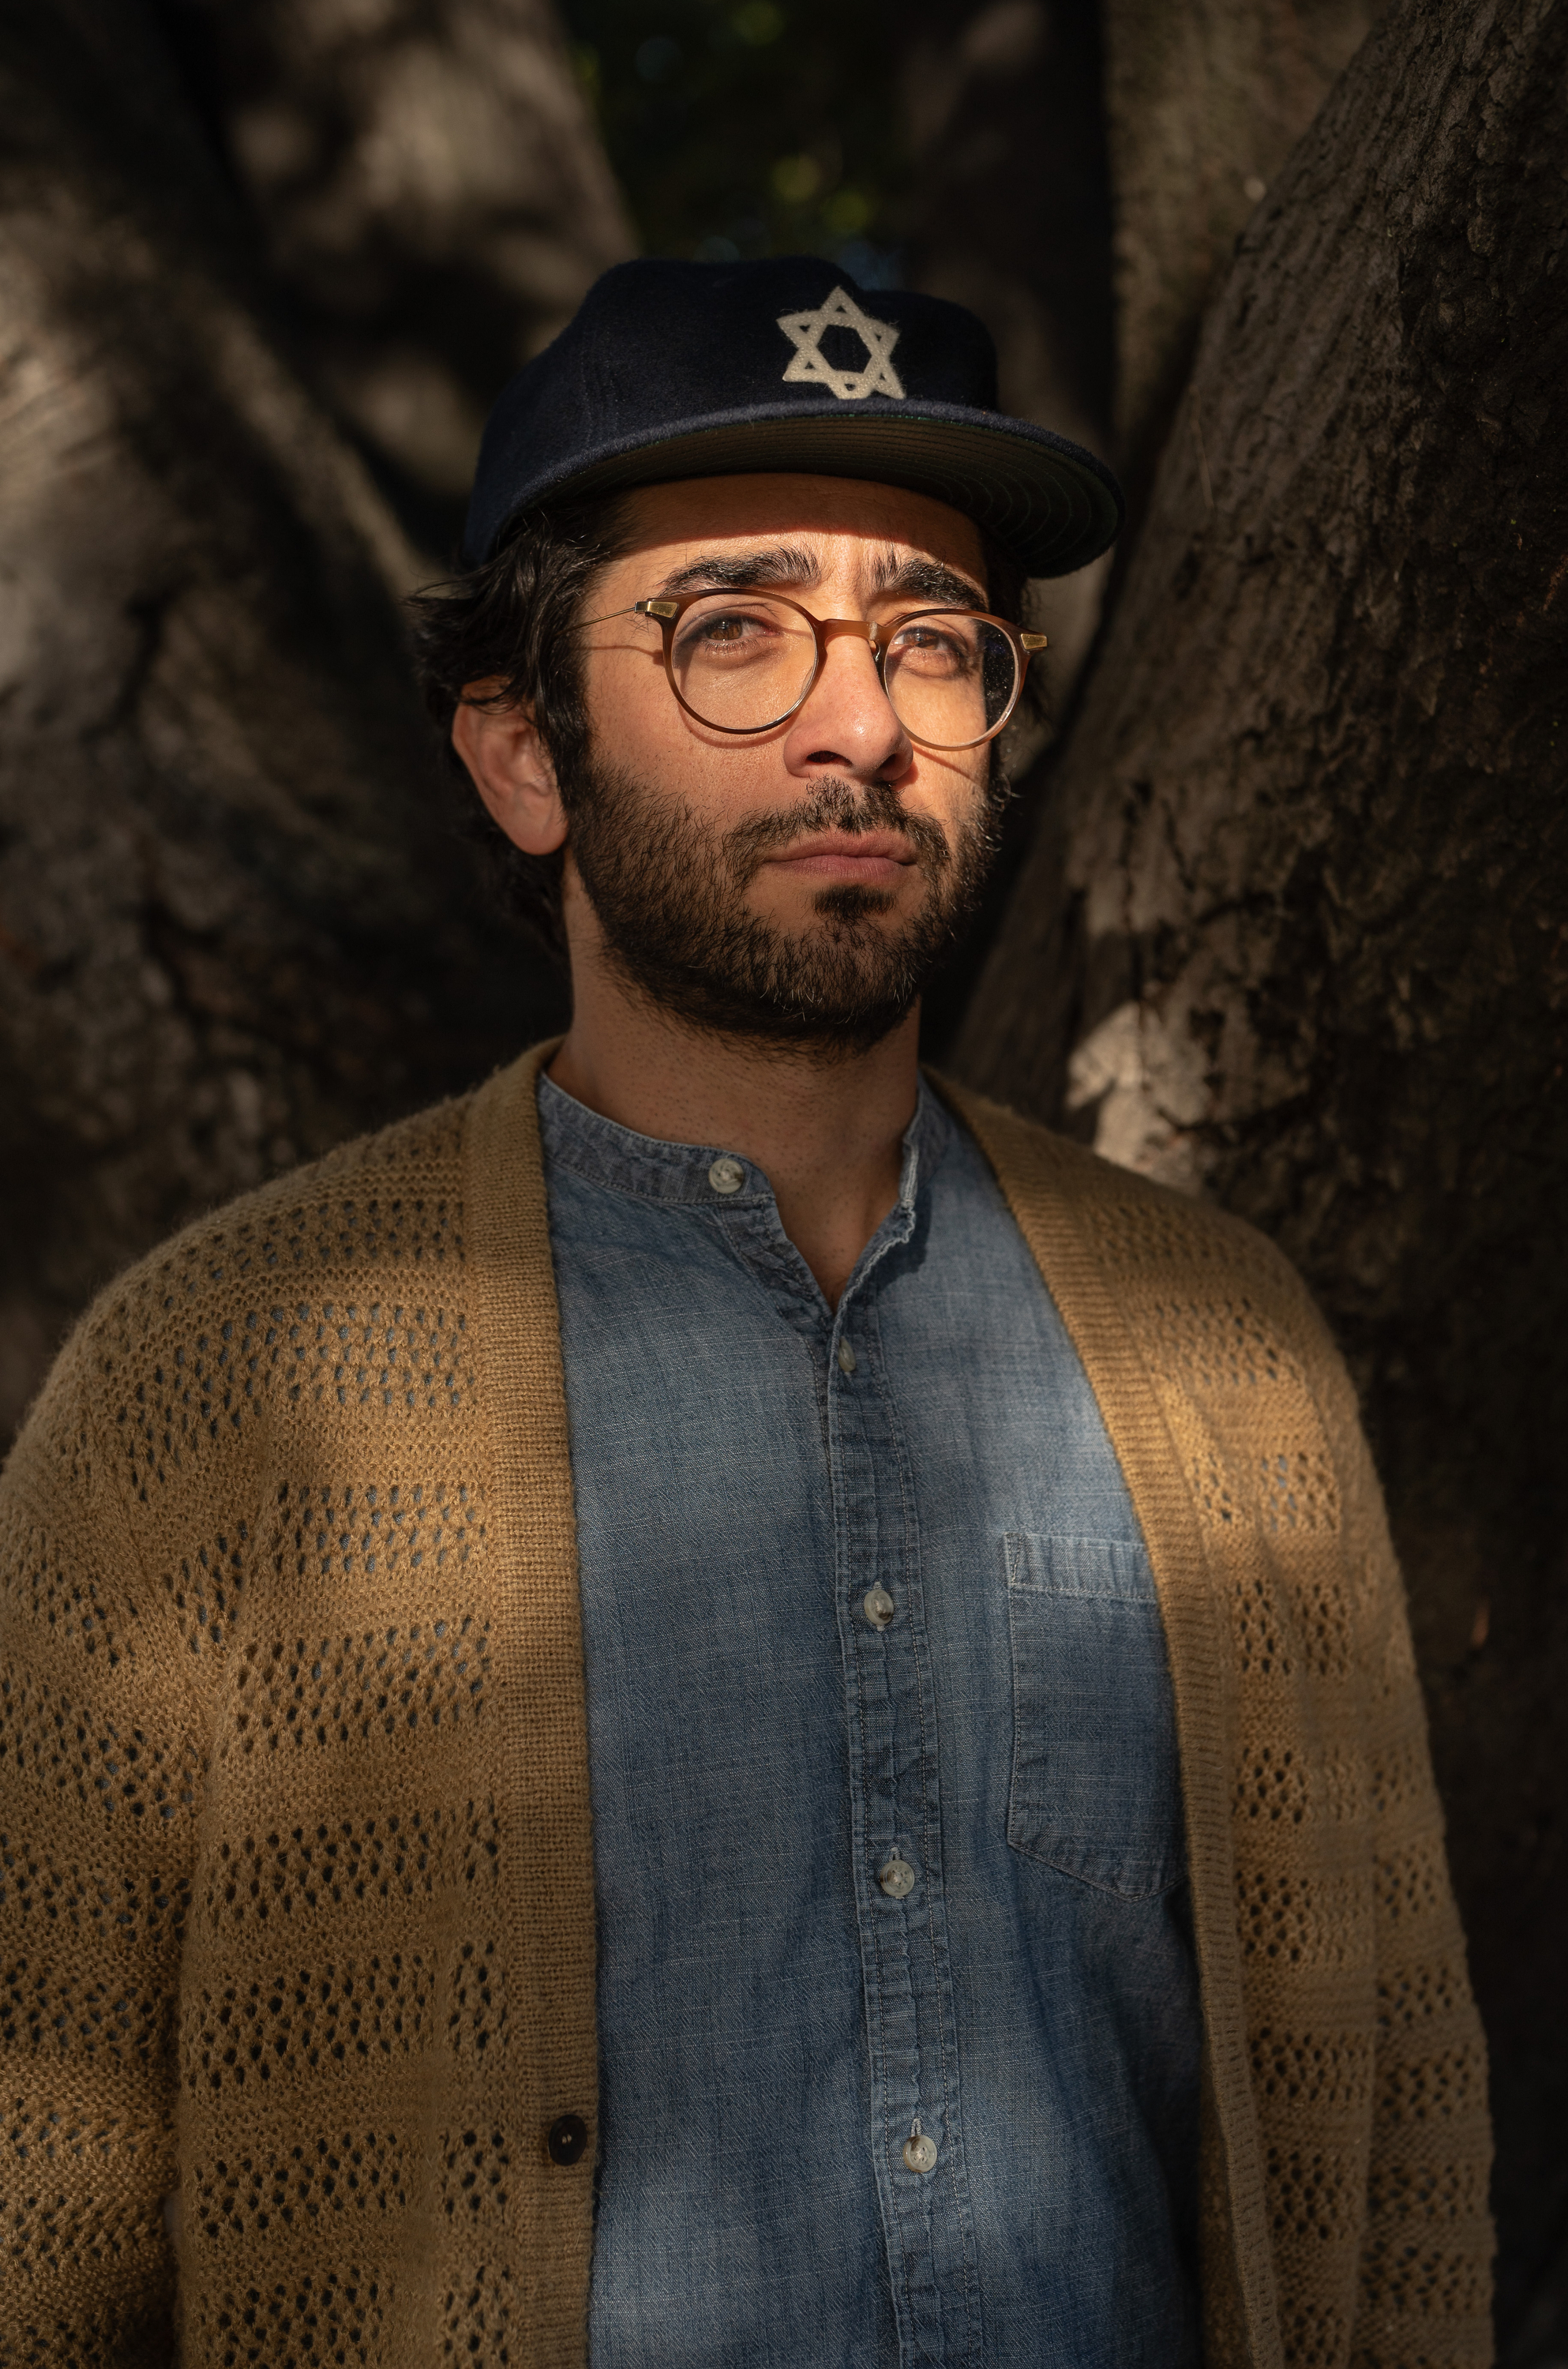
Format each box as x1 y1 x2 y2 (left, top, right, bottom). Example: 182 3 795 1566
482 400 1121 579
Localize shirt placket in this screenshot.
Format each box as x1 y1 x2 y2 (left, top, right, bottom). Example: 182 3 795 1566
829 1276 983 2367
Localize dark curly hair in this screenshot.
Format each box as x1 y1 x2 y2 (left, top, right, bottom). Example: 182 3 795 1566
407 494 636 952
407 491 1033 954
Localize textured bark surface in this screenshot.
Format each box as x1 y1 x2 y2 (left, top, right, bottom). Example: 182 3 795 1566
157 0 633 547
898 0 1117 725
911 0 1379 1061
1102 0 1379 497
0 0 568 1443
957 0 1568 2343
902 0 1112 455
899 0 1117 1058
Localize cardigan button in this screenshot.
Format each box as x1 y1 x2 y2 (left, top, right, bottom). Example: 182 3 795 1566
546 2113 588 2166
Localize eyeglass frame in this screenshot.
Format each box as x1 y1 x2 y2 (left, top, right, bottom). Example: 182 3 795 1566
577 588 1048 750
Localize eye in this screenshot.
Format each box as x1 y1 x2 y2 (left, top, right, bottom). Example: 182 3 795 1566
673 603 785 658
887 615 977 672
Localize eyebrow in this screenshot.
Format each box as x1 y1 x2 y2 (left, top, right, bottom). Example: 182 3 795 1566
653 543 988 610
870 551 988 609
656 546 822 596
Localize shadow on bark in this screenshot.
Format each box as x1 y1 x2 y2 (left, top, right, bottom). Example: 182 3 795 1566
0 0 576 1440
152 0 633 555
955 0 1568 2345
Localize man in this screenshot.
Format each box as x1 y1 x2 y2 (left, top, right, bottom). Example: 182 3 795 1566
0 260 1491 2368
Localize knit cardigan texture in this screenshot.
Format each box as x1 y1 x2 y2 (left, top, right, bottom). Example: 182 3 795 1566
0 1046 1492 2367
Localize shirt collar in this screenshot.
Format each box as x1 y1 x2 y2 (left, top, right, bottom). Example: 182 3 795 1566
536 1067 953 1221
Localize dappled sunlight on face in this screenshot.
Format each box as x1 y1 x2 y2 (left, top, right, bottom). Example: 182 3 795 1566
561 476 1003 1047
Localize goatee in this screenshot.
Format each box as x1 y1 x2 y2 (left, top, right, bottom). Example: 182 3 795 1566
564 760 1003 1058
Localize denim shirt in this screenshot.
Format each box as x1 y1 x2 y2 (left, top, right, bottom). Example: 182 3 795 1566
538 1075 1202 2369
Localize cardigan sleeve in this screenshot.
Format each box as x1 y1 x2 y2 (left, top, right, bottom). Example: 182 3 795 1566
1319 1357 1495 2364
0 1317 203 2366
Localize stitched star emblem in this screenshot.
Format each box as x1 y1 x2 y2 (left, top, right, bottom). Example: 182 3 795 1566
776 284 905 401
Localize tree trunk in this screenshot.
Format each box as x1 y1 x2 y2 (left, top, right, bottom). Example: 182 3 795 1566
155 0 634 552
0 0 569 1442
955 0 1568 2345
900 0 1116 722
909 0 1375 1057
901 1 1112 452
1102 0 1380 502
898 0 1116 1057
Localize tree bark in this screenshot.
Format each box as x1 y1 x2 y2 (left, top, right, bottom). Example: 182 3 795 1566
156 0 634 550
955 0 1568 2342
898 0 1117 1057
900 0 1116 720
907 0 1379 1061
0 0 569 1442
901 0 1113 452
1102 0 1380 501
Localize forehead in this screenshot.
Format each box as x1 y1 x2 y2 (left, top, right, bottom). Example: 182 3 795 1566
615 472 988 585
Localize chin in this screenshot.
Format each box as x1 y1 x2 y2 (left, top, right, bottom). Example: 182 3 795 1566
810 884 902 922
745 882 906 941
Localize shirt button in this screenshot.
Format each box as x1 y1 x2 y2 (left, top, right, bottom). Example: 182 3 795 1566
836 1338 857 1373
862 1585 895 1629
707 1156 745 1196
903 2123 939 2175
546 2113 587 2165
878 1854 917 1899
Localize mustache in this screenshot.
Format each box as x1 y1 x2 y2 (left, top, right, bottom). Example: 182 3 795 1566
720 778 952 884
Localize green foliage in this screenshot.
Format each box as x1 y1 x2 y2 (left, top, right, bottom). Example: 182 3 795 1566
561 0 908 280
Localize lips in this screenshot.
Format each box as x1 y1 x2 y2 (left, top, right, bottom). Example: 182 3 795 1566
767 832 919 875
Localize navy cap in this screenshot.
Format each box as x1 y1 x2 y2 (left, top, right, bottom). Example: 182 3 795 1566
463 257 1122 579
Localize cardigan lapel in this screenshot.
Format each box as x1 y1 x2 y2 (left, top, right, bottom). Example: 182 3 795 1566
932 1074 1281 2369
464 1042 598 2366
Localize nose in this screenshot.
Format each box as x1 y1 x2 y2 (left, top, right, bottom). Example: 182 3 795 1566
780 621 913 782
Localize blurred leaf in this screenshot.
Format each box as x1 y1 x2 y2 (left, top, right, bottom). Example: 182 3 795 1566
559 0 908 274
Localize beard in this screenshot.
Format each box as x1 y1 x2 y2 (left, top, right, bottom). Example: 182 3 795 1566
561 754 1004 1058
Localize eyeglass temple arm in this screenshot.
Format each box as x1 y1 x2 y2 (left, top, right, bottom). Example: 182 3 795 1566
574 600 665 629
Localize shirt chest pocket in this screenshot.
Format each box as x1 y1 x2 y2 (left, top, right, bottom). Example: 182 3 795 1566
1004 1533 1185 1898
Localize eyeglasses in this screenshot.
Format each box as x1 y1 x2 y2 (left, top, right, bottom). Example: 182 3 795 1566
579 589 1047 749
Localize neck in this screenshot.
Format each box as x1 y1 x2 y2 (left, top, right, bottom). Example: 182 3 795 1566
546 919 920 1311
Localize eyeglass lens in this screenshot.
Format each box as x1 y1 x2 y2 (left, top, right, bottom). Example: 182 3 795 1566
666 595 1019 745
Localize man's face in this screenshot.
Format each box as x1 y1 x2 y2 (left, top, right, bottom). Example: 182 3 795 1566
561 474 1003 1055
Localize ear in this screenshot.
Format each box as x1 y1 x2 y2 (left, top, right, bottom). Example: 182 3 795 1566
450 684 568 856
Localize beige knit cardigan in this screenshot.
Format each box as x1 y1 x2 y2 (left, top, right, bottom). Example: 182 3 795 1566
0 1045 1492 2367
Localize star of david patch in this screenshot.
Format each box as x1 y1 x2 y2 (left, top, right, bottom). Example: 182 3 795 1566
775 284 905 401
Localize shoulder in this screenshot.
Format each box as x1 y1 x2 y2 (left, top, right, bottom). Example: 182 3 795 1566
89 1091 473 1350
932 1074 1344 1389
13 1091 478 1480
